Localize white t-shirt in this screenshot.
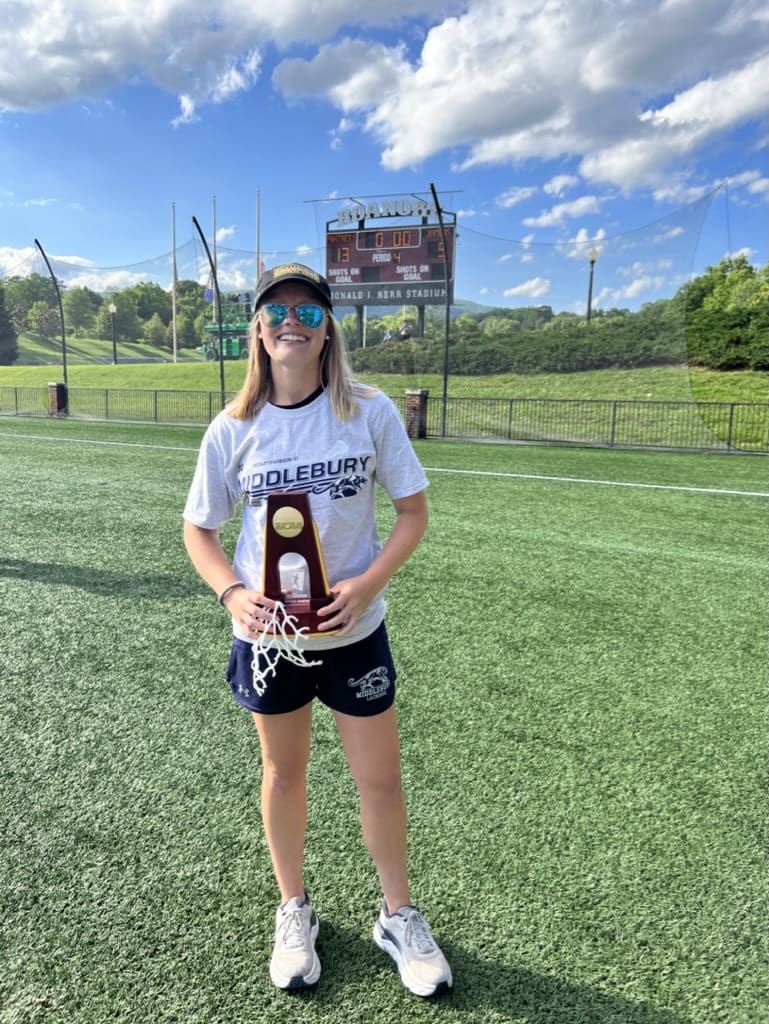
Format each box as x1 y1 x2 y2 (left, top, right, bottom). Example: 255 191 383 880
183 386 429 649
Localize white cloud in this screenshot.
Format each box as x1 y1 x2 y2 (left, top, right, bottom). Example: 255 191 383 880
520 233 536 262
729 246 758 261
1 245 102 278
543 175 578 197
617 259 673 277
639 57 769 133
210 50 262 103
503 277 551 298
652 180 713 204
584 53 769 188
0 240 303 292
557 227 607 260
172 95 198 127
329 116 357 151
0 0 765 199
216 226 236 243
497 237 536 264
0 1 452 116
496 186 537 208
274 39 411 112
523 196 599 227
0 245 37 275
727 169 763 189
652 225 686 244
597 275 667 305
82 270 155 290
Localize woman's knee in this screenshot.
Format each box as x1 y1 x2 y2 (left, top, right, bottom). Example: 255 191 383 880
355 769 404 804
261 757 308 795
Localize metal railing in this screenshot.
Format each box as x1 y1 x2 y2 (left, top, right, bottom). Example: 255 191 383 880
410 395 769 452
1 385 766 452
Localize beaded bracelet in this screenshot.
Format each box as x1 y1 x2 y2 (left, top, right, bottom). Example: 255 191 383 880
217 580 246 607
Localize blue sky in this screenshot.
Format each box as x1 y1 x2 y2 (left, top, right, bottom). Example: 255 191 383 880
0 0 766 314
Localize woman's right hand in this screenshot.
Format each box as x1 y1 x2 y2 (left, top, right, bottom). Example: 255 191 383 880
222 586 278 635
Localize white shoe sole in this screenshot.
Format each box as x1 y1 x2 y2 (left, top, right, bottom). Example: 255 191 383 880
373 921 452 998
270 918 321 989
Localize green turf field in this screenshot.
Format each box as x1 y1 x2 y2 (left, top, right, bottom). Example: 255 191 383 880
1 418 767 1024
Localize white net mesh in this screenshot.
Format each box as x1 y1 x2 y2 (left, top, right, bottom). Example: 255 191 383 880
249 601 322 696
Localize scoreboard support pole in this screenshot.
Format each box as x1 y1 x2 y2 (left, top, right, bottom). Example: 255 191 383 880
417 306 425 337
430 182 452 438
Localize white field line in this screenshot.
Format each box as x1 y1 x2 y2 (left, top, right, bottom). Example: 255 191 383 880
4 431 768 498
423 465 769 498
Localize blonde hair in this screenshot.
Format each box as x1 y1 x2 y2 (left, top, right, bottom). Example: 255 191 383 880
227 309 373 422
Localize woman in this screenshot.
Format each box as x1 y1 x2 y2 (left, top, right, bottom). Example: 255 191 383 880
183 263 452 997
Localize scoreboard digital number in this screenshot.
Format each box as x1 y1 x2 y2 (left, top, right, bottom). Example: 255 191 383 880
326 224 454 306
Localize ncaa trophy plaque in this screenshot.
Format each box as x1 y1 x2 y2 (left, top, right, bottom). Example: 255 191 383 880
262 491 336 636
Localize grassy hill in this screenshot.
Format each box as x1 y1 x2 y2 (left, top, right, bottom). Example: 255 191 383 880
2 332 767 404
10 331 206 368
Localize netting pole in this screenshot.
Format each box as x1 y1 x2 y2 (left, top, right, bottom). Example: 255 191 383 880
192 216 226 410
33 238 68 386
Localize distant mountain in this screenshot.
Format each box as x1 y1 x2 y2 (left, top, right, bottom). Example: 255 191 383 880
452 298 496 315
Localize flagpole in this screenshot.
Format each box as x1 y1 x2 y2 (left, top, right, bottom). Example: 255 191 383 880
211 193 217 323
171 202 178 362
255 188 261 289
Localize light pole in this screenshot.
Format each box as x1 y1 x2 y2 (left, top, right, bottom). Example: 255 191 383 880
108 302 117 364
586 248 598 324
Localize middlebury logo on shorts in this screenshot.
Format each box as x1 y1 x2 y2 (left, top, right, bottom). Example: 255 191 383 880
347 666 391 701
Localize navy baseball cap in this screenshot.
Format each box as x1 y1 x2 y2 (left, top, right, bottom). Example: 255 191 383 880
254 263 333 310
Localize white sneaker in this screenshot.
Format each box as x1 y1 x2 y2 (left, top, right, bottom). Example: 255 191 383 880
373 901 453 997
269 893 321 989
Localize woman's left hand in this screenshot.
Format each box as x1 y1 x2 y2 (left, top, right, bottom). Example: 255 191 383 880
316 576 376 635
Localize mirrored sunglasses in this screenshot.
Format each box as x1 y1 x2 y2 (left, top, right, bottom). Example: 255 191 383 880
260 303 326 329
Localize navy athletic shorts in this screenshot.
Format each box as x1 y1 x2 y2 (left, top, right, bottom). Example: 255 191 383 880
225 621 396 716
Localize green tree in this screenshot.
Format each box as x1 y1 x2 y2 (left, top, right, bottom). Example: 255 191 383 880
144 312 168 348
123 281 173 325
28 300 51 334
3 273 58 324
0 284 19 365
175 279 208 325
680 257 768 370
702 254 764 313
364 317 388 346
28 302 61 340
450 313 481 343
340 312 361 350
97 294 142 344
63 287 100 336
175 313 198 349
480 316 519 341
542 312 582 331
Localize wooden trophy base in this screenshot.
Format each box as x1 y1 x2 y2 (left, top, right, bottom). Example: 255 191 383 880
262 492 336 636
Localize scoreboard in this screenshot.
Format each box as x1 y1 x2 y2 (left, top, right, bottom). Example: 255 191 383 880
326 224 454 306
